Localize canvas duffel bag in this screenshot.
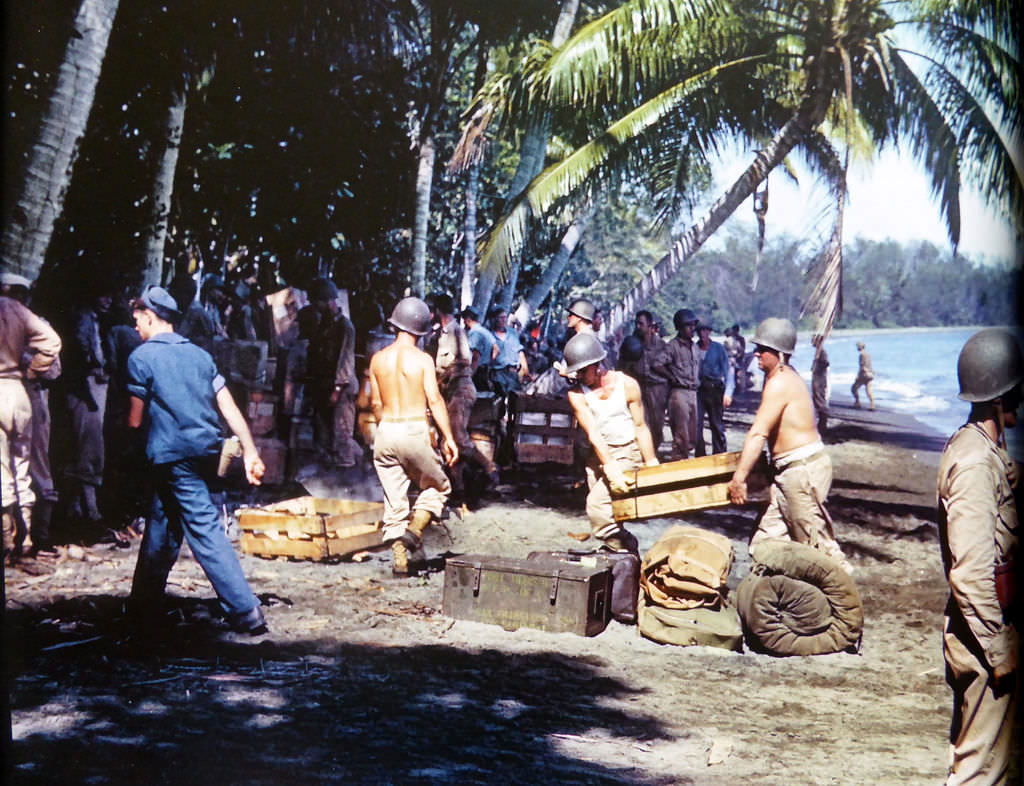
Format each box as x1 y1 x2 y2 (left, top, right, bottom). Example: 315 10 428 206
640 525 734 609
637 593 743 651
528 550 640 624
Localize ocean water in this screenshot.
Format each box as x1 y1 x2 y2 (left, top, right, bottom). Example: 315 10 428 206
742 326 1022 455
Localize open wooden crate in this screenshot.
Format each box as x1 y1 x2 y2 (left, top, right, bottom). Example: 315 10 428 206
611 451 769 523
237 496 385 561
508 393 580 465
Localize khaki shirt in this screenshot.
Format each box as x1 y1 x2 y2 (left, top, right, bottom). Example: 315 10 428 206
638 338 671 388
937 423 1019 669
0 296 61 380
663 335 698 389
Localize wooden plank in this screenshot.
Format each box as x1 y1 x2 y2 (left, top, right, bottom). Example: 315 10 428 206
323 524 384 557
241 533 329 560
611 452 770 522
628 452 741 489
323 509 384 531
237 511 325 536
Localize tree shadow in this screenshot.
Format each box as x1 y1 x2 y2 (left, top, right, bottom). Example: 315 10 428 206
5 595 686 786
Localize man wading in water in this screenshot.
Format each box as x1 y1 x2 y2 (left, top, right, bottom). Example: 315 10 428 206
727 318 853 574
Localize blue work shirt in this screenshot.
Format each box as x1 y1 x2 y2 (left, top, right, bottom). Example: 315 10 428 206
126 332 225 464
467 324 496 368
699 340 735 399
492 329 525 368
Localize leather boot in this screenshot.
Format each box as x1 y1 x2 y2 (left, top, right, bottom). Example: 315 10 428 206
82 483 102 523
392 540 410 576
2 506 15 557
33 499 54 551
602 529 639 555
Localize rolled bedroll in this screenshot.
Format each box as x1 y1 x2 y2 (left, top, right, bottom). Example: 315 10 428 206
736 540 863 656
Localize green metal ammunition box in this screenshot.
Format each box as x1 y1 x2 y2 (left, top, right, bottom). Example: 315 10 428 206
442 554 611 637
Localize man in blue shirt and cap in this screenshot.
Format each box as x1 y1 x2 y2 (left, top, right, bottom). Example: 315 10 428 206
126 286 267 635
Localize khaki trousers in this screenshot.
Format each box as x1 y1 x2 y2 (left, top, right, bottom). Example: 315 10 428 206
585 442 642 540
750 451 848 567
668 387 698 459
445 376 496 474
642 382 669 452
943 612 1018 785
1 379 34 511
373 421 450 540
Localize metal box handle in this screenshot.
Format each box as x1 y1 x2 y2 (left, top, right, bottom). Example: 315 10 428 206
549 570 560 604
472 563 482 596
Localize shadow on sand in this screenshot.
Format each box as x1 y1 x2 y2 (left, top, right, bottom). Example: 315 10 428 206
5 594 684 786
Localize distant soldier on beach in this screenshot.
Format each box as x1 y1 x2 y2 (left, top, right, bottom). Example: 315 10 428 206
936 328 1020 785
851 340 875 409
811 334 830 435
369 297 458 576
727 318 853 574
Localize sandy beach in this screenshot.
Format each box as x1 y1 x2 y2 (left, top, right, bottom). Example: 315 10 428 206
3 391 1019 785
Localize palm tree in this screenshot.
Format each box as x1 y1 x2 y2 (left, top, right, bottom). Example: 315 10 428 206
1 0 121 281
455 0 1021 337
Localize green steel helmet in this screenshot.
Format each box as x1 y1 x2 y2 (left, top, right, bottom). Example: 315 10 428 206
618 334 644 363
957 328 1024 403
673 308 698 332
567 298 596 322
753 317 797 354
388 296 432 336
563 332 607 374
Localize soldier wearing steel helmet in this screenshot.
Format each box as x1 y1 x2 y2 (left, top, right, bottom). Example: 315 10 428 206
727 317 852 574
369 297 459 576
937 328 1020 785
564 332 658 554
566 298 596 336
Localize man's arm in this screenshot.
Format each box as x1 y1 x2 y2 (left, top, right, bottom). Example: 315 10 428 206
128 396 145 428
215 386 265 485
624 375 658 466
944 463 1017 683
368 357 384 422
22 306 62 379
727 378 787 504
517 349 530 380
423 356 459 466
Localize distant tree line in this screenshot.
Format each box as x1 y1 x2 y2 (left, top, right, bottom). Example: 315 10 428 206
566 199 1020 334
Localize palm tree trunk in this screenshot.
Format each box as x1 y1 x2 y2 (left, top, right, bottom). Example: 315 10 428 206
1 0 120 280
606 95 828 335
471 0 580 315
460 162 480 308
142 88 187 286
411 133 436 297
512 216 585 327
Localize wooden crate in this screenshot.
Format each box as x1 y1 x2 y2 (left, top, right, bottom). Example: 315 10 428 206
508 393 579 465
611 451 769 523
238 496 384 561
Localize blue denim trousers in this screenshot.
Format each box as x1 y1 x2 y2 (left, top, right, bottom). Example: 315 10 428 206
130 455 259 621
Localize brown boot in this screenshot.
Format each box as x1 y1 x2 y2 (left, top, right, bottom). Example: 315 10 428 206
392 540 410 576
408 509 433 538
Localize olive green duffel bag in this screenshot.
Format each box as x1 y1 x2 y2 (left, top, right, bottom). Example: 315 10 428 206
637 594 743 651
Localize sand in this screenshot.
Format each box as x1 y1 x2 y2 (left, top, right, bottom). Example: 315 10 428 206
3 391 1018 785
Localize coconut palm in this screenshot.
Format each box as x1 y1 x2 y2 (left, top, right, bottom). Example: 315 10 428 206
2 0 121 281
454 0 1021 336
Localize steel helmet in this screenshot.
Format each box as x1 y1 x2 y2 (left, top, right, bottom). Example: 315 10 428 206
563 332 607 374
618 334 644 363
752 317 797 354
673 308 698 332
957 328 1024 402
388 296 432 336
567 298 596 322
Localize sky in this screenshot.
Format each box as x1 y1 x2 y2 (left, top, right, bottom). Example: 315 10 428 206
703 144 1022 265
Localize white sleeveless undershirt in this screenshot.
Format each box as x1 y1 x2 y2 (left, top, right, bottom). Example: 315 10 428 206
582 372 635 446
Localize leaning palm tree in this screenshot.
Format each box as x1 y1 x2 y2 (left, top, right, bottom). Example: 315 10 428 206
453 0 1021 337
2 0 121 281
